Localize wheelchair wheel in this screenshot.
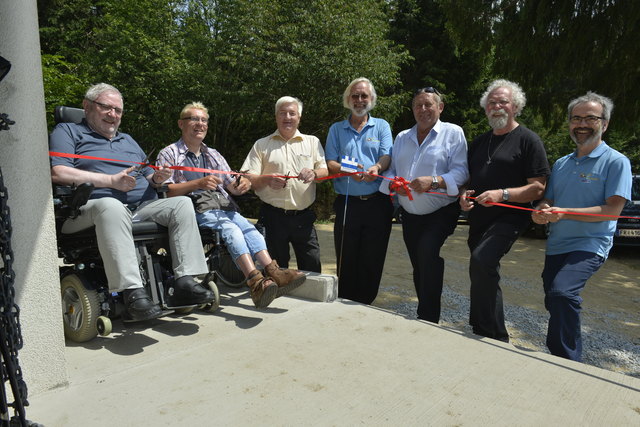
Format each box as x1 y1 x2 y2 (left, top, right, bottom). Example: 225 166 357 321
97 316 112 337
215 246 246 288
61 273 100 343
199 276 220 313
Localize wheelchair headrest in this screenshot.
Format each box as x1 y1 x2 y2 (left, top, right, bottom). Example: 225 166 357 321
54 106 86 124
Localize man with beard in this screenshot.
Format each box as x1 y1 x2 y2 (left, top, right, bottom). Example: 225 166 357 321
325 77 393 305
380 87 468 322
460 79 549 342
532 92 631 361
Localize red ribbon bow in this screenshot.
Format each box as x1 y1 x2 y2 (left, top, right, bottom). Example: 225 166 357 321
389 176 413 201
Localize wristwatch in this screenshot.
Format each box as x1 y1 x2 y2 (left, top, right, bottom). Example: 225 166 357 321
502 188 510 201
431 176 439 190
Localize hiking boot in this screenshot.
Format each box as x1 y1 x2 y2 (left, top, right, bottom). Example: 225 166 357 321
246 270 277 308
167 275 215 306
264 260 307 297
122 287 162 322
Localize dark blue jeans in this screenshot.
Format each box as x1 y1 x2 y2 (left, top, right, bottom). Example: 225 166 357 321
542 251 604 362
401 202 459 323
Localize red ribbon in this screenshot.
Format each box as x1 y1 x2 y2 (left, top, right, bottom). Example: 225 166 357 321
49 152 638 220
389 176 413 201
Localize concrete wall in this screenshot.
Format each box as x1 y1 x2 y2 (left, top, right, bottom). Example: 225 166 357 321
0 0 68 396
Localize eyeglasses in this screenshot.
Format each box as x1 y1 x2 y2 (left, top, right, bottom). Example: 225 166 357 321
182 116 209 124
90 100 123 115
569 115 604 125
415 87 441 96
487 100 510 108
350 93 370 100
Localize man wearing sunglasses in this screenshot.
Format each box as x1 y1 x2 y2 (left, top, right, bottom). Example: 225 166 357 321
532 92 631 362
157 102 307 309
380 87 468 323
459 79 550 342
50 83 215 322
325 77 393 305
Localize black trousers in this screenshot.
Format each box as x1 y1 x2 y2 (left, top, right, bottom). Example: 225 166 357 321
467 217 528 342
259 203 321 272
401 202 459 323
333 192 393 305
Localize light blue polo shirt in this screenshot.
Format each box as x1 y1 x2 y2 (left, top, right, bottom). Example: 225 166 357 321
546 142 632 258
325 115 392 196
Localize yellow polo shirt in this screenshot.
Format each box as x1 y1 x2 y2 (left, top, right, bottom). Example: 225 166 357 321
241 130 327 210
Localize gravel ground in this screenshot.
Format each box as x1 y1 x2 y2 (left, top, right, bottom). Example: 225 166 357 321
382 282 640 378
314 223 640 379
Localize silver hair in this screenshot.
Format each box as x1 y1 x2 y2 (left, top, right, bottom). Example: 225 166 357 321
567 91 614 121
342 77 377 110
84 83 122 102
480 79 526 116
275 96 303 116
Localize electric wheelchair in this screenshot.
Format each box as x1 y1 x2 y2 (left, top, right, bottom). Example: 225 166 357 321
52 107 244 343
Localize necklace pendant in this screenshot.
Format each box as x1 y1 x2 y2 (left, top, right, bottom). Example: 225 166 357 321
486 160 491 165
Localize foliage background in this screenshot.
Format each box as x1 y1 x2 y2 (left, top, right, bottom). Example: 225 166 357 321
38 0 640 219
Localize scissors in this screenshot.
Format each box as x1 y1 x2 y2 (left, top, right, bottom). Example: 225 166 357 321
132 148 156 177
235 169 249 187
283 171 293 188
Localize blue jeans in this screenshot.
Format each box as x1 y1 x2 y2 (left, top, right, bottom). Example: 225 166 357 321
196 209 267 262
542 251 604 362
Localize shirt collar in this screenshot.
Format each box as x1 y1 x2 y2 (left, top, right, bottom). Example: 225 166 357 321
272 129 303 141
176 138 208 155
569 140 608 159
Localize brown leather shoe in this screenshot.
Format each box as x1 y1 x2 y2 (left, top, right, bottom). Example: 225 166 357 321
246 270 277 308
264 260 307 297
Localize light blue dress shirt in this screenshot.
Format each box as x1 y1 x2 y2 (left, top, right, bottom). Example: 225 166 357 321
380 120 469 215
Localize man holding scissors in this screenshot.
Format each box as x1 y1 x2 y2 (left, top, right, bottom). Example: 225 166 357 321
241 96 327 273
158 102 306 309
50 83 214 322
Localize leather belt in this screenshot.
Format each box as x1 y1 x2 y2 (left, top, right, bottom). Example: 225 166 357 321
265 204 308 216
345 192 379 201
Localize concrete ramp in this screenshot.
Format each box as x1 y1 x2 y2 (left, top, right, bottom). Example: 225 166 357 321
27 294 640 426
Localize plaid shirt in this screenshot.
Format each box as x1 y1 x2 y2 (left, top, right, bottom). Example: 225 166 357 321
157 139 234 201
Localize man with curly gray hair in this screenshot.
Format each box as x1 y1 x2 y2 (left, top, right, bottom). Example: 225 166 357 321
460 79 550 342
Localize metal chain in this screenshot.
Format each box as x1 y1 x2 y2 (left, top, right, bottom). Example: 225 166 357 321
0 165 29 426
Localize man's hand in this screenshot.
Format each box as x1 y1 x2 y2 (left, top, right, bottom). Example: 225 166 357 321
267 175 288 189
197 174 223 190
297 168 316 184
459 189 475 211
408 176 432 194
151 166 172 184
362 164 381 183
228 176 251 195
111 166 137 192
533 203 563 223
474 189 503 207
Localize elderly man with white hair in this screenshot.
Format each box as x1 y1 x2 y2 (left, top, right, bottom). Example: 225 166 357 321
325 77 393 305
242 96 328 273
459 79 550 342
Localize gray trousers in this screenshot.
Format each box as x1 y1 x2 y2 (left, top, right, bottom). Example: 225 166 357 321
61 196 208 291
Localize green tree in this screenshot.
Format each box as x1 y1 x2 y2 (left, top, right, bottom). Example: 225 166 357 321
440 0 640 169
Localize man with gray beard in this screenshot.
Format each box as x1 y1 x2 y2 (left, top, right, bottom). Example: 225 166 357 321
532 92 631 361
460 79 549 342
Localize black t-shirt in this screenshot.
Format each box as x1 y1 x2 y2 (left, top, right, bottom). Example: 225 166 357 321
467 125 550 229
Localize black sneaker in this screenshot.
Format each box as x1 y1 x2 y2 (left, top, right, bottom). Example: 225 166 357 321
167 276 215 306
122 287 162 322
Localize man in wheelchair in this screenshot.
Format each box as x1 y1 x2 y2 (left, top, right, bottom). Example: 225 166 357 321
156 102 306 309
50 83 215 323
